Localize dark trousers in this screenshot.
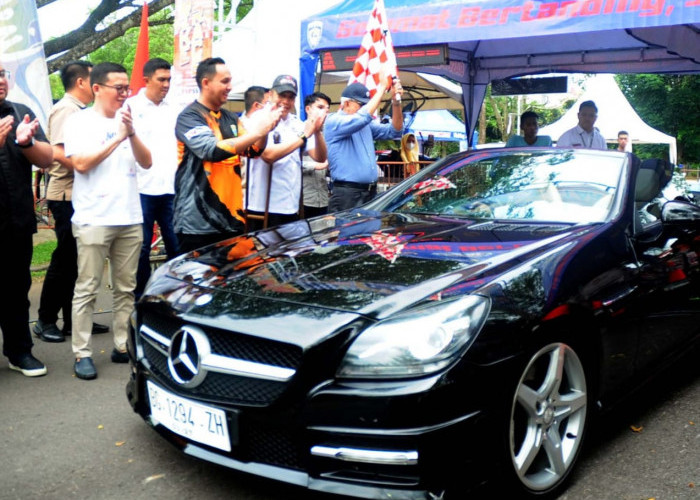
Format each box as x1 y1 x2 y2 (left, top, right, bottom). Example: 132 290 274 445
37 200 76 329
135 194 179 299
328 184 377 212
303 205 328 219
245 210 299 232
0 225 34 361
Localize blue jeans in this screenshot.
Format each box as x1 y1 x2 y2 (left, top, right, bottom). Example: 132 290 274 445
135 194 178 299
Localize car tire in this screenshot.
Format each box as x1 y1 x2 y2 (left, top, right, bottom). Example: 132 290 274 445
504 341 590 497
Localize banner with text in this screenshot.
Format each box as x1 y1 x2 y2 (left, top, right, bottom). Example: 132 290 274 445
0 0 53 128
171 0 214 107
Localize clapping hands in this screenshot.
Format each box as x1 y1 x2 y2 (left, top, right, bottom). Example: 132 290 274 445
303 106 327 137
15 114 40 146
0 115 14 147
249 103 283 137
117 104 135 140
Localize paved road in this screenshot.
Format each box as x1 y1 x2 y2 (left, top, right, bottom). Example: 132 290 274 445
1 275 698 500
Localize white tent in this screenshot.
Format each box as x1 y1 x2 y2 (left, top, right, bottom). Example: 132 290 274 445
539 74 677 163
215 0 341 103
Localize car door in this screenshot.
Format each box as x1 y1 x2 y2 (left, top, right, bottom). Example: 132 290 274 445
629 195 700 373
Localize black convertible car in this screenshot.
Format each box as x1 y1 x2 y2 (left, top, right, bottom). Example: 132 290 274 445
126 148 700 499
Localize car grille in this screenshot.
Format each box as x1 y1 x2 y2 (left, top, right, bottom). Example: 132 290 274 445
244 418 304 469
139 311 303 406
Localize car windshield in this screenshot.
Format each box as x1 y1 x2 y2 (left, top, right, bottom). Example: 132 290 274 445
373 150 625 224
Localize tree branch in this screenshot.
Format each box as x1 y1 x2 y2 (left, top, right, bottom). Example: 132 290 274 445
44 0 174 74
36 0 58 8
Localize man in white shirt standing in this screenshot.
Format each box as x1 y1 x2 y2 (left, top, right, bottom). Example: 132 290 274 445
556 100 607 150
64 62 152 380
246 74 326 230
126 58 179 299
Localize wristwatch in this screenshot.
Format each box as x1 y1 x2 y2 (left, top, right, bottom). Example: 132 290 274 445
16 137 34 148
298 131 308 146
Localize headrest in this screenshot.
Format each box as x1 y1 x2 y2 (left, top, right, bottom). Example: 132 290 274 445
635 158 674 203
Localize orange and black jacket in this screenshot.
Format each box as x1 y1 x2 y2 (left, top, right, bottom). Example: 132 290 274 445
174 101 261 236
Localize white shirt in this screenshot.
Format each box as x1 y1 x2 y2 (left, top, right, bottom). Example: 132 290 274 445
126 89 178 195
64 108 143 226
247 113 315 215
557 125 607 150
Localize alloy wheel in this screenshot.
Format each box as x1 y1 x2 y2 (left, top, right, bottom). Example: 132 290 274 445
509 342 588 492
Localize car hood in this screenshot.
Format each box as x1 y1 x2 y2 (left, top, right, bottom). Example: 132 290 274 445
145 211 600 322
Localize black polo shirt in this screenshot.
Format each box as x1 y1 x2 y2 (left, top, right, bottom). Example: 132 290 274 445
0 99 48 233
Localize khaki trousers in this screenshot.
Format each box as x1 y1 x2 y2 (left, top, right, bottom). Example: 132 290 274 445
71 224 143 359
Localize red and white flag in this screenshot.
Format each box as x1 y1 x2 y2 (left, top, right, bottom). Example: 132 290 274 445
348 0 398 97
360 232 407 263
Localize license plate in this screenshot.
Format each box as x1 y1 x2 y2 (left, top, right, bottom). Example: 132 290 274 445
147 380 231 452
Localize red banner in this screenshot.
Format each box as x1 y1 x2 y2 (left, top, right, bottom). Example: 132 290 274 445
130 1 149 93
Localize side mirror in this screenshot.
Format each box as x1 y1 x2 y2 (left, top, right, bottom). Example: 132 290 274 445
662 200 700 224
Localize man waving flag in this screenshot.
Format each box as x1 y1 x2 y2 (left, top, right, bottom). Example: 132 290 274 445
349 0 399 98
325 0 404 214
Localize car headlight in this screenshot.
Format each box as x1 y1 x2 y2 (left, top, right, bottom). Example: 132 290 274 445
338 295 490 379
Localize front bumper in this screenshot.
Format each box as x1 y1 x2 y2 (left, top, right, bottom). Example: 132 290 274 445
126 360 492 500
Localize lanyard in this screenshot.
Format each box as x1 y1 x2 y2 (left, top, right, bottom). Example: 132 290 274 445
579 131 593 148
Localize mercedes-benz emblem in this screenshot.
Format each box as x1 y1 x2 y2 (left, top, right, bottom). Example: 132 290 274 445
167 326 210 387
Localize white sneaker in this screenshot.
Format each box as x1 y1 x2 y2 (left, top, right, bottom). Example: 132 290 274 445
9 353 48 377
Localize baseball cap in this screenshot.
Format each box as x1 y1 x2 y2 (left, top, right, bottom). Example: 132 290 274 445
271 74 298 95
342 82 371 104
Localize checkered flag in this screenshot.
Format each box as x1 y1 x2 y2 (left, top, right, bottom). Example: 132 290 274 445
349 0 398 97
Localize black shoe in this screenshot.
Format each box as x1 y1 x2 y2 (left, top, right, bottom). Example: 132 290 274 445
32 319 65 343
74 357 97 380
92 322 109 334
110 348 129 364
9 353 47 377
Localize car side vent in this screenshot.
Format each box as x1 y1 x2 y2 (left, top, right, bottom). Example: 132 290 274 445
471 222 570 232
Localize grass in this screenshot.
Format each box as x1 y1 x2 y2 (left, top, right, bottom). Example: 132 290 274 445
31 240 56 279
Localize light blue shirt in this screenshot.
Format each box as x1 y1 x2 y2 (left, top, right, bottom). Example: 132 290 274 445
506 135 553 147
324 107 402 184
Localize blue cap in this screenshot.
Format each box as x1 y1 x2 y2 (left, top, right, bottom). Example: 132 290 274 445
342 82 371 104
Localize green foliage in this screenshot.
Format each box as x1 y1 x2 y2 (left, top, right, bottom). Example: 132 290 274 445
236 0 254 21
49 73 64 102
89 21 174 76
31 240 56 278
616 74 700 164
483 88 570 144
49 8 175 101
32 240 56 266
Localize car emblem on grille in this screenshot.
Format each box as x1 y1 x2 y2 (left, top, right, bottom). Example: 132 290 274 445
167 326 210 387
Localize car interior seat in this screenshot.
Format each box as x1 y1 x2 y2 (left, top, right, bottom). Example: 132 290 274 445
633 158 674 238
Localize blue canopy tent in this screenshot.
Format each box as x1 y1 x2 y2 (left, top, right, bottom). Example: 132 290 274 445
300 0 700 146
407 109 467 142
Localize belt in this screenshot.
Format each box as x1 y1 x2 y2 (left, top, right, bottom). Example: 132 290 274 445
333 180 377 191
